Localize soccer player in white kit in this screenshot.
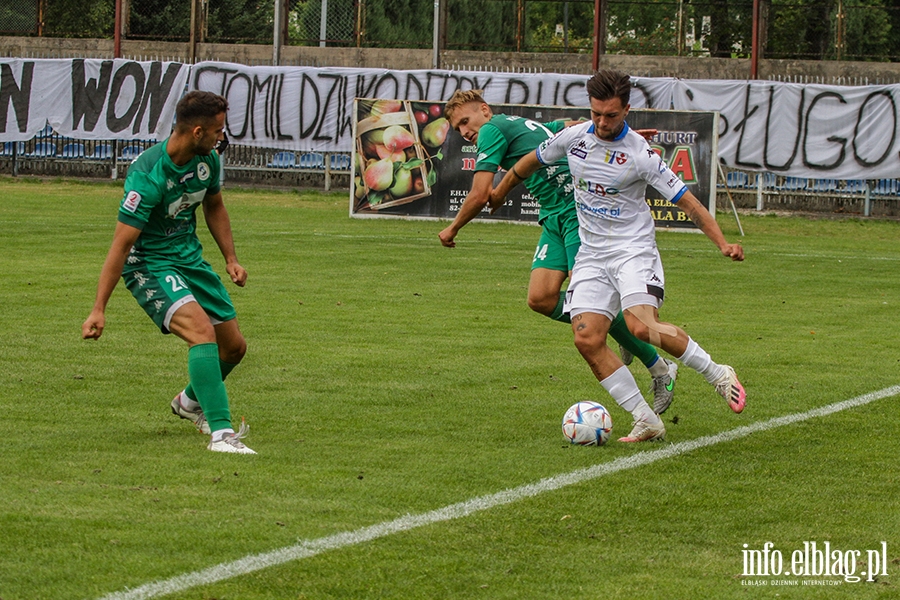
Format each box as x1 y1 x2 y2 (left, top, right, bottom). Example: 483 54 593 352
491 69 746 442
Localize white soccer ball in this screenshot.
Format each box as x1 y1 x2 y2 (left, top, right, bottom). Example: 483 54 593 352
562 401 613 446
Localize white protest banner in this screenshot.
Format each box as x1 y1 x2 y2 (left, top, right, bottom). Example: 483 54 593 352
5 57 899 181
673 79 900 179
0 58 189 141
190 61 676 152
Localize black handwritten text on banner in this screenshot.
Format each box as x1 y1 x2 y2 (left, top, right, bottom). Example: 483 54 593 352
4 58 900 180
190 62 672 153
0 59 189 141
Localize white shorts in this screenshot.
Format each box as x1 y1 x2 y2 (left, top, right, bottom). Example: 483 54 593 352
564 246 665 320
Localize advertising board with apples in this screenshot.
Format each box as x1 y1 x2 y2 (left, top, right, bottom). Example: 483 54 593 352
351 99 717 231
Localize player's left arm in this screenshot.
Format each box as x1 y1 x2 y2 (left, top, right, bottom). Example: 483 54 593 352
202 191 247 286
675 190 744 261
488 150 542 209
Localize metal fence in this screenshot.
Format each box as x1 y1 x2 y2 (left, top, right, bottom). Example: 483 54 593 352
4 0 900 61
717 167 900 217
4 123 899 217
0 122 354 190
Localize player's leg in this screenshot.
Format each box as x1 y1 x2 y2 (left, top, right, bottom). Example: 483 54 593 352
127 260 255 453
559 210 677 413
529 216 571 322
166 303 253 453
163 264 234 432
528 267 568 319
167 303 227 432
622 303 744 412
566 265 664 442
607 310 678 413
179 318 246 409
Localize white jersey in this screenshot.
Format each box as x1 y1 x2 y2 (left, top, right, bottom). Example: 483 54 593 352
536 120 687 254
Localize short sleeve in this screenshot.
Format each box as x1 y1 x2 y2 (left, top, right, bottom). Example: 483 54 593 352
117 171 160 230
473 123 508 172
636 138 688 202
536 123 579 166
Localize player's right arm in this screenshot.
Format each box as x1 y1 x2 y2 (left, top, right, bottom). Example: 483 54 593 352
438 170 495 247
82 221 142 340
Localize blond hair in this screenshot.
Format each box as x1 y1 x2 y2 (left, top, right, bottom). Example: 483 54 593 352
443 89 488 120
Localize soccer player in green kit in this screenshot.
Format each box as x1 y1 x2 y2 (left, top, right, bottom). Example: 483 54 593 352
438 90 678 414
82 91 255 454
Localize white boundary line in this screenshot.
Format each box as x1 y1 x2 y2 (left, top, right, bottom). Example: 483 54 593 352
99 385 900 600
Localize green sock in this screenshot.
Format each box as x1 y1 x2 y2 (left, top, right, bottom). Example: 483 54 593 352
187 343 232 432
183 359 238 403
548 291 571 324
608 310 660 368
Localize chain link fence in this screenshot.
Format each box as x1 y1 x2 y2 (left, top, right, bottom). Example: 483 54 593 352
3 1 900 62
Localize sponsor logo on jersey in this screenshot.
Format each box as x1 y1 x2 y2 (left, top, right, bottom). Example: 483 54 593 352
164 222 188 237
575 200 621 219
570 139 589 160
166 179 175 190
666 175 680 188
577 178 619 197
167 189 206 218
603 150 628 165
477 152 488 162
179 171 195 184
123 190 142 213
197 163 210 181
145 288 157 300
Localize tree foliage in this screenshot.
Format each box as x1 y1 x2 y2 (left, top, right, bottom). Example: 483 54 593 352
43 0 114 38
11 0 900 61
206 0 274 43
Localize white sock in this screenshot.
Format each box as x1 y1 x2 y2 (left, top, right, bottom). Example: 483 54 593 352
678 338 725 384
601 365 660 424
211 428 234 442
647 356 669 378
177 390 201 411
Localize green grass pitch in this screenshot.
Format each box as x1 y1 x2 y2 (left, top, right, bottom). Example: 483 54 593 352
0 176 898 599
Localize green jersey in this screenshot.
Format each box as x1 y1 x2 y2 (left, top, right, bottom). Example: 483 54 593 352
117 140 222 266
474 115 573 222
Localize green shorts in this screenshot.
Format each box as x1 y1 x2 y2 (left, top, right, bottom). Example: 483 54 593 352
122 257 236 334
532 210 581 273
